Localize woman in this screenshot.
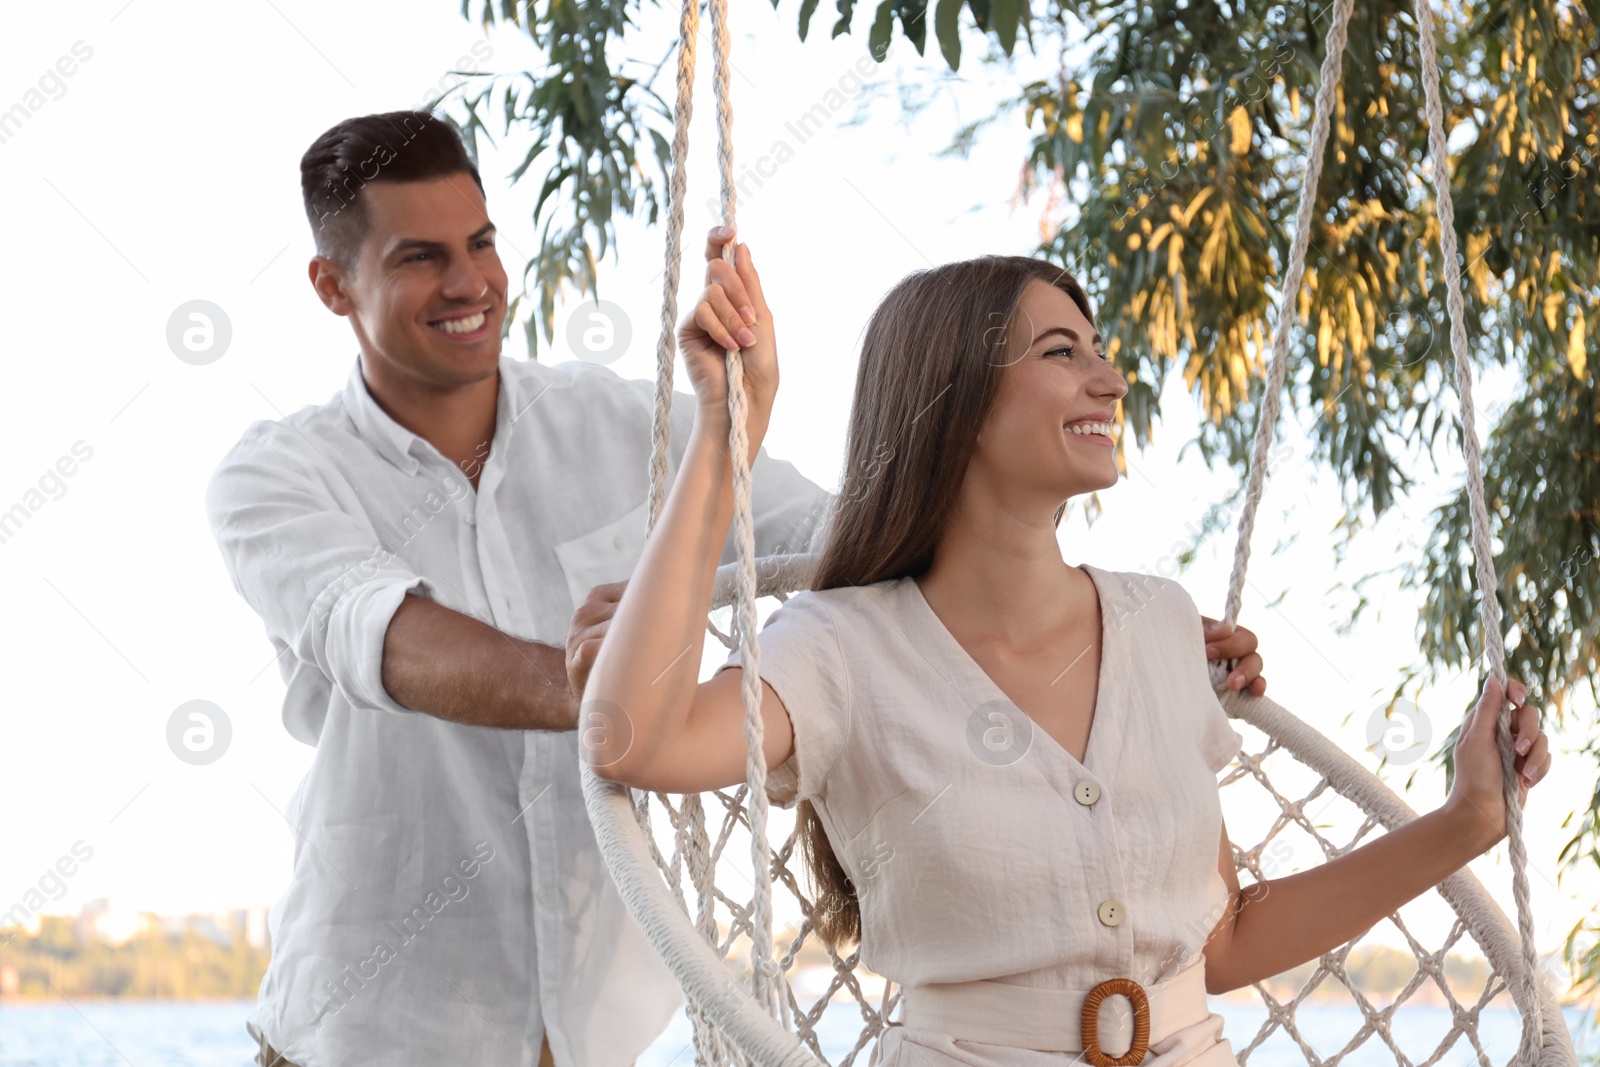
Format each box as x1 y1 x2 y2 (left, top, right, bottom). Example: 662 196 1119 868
572 229 1552 1067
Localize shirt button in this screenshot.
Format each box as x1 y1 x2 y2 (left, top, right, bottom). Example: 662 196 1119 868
1074 780 1101 806
611 533 625 549
536 889 549 904
1097 899 1126 927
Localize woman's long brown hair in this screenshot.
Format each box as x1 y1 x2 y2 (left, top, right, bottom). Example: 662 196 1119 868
795 255 1097 950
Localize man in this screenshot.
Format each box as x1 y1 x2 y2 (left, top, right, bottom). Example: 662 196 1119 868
206 108 1267 1067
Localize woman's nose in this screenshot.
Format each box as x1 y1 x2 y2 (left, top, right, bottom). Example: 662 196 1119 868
1093 361 1130 400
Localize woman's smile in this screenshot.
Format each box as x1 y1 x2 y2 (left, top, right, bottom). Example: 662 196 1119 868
1065 418 1115 448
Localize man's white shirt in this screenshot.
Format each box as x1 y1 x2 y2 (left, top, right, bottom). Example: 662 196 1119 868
206 353 833 1067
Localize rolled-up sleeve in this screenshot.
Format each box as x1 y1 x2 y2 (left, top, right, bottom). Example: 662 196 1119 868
205 423 437 719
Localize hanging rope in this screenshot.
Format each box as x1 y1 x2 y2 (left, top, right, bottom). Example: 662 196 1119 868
1410 0 1542 1057
642 2 734 1062
641 0 786 1039
706 0 786 1022
1220 0 1356 630
1216 0 1546 1061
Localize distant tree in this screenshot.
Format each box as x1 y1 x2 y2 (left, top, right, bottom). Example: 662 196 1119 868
0 915 269 999
440 0 1598 1008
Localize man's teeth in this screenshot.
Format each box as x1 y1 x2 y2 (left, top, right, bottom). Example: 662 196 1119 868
1067 422 1113 437
431 311 486 334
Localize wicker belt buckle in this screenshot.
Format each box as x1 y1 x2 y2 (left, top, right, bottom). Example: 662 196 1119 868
1080 977 1151 1067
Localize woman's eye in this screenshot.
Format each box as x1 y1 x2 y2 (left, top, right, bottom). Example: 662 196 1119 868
1048 345 1077 358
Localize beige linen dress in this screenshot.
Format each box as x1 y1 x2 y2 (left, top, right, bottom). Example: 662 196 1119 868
715 566 1246 1067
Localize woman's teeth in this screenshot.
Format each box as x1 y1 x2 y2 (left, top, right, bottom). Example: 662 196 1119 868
431 311 486 334
1067 422 1112 437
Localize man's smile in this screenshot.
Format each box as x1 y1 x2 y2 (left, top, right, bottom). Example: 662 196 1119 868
427 306 492 338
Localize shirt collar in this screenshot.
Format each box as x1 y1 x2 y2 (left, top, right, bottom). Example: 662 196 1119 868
479 357 523 496
342 356 423 474
341 355 523 477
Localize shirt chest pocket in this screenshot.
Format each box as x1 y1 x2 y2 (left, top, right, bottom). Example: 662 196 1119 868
553 499 650 611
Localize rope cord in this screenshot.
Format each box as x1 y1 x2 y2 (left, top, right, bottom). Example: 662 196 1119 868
644 2 739 1060
1411 0 1541 1056
642 0 786 1037
1216 0 1544 1059
707 0 785 1025
1220 0 1356 629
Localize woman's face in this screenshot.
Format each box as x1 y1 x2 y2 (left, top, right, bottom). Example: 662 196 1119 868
969 279 1128 514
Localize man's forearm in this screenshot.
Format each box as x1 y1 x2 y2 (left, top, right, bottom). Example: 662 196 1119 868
380 593 576 730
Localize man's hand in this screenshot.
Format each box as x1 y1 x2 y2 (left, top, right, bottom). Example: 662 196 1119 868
1202 617 1267 696
567 579 628 701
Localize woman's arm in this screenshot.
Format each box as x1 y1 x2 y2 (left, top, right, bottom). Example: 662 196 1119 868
578 227 797 793
1201 676 1553 994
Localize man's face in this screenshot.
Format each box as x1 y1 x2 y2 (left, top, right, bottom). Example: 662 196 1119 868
313 173 508 388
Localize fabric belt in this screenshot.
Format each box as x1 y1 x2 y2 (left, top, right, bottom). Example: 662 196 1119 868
898 954 1212 1061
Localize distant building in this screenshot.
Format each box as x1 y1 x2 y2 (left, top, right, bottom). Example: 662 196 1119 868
74 898 109 945
246 905 269 949
158 913 232 946
76 900 148 945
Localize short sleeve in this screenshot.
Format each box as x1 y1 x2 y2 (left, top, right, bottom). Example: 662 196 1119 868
714 591 850 809
1201 693 1245 773
1151 573 1245 775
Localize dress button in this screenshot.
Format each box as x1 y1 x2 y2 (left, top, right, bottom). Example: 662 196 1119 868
536 889 549 904
1074 780 1101 806
1097 899 1126 927
611 533 625 549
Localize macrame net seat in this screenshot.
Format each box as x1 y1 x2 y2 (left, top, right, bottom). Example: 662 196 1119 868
576 0 1580 1063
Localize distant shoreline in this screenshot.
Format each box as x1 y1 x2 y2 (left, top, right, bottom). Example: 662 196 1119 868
0 995 257 1007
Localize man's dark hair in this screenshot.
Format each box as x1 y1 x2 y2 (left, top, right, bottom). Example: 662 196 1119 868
300 109 485 273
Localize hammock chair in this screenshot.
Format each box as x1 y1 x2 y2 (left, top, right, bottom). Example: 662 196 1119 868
578 0 1580 1062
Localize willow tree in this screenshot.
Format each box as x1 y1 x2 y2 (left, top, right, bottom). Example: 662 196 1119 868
443 0 1598 1000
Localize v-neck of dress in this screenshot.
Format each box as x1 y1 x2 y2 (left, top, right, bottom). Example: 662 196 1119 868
901 564 1117 775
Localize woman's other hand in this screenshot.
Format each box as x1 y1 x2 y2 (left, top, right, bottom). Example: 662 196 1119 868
1202 617 1267 696
1447 676 1551 850
678 225 777 441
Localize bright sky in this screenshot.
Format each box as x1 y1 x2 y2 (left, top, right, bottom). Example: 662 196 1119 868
2 0 1593 994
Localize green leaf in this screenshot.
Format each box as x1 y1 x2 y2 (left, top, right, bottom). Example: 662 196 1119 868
934 0 962 69
868 0 895 60
990 0 1020 53
648 128 671 171
901 0 928 53
798 0 822 39
832 0 858 38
